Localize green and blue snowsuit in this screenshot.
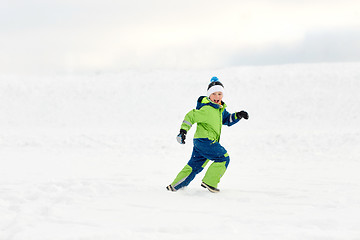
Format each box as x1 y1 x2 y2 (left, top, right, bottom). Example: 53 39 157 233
171 96 241 190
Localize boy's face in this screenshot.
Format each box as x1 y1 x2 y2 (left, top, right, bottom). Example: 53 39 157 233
209 91 223 104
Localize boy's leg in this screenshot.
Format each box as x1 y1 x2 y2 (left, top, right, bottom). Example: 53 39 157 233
202 158 228 188
200 141 230 189
170 146 209 190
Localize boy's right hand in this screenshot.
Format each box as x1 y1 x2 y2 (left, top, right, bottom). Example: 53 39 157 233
176 129 187 144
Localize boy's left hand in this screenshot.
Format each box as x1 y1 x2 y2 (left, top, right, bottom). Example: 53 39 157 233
236 111 249 120
176 129 187 144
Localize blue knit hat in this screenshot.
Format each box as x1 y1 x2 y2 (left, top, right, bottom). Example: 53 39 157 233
207 76 224 97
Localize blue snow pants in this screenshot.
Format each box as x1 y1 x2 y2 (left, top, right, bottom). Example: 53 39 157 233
172 138 230 190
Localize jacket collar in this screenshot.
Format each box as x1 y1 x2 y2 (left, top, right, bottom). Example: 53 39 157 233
196 96 226 110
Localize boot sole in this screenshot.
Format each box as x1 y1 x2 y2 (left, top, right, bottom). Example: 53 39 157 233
166 185 176 192
201 182 220 193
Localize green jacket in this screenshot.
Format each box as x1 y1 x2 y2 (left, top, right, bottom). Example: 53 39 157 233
181 96 240 142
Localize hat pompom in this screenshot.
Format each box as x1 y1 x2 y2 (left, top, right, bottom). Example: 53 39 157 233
210 76 219 82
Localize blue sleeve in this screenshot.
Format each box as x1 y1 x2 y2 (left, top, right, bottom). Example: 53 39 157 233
222 109 240 126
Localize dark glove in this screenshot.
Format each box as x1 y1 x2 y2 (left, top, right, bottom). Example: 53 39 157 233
236 111 249 120
176 129 187 144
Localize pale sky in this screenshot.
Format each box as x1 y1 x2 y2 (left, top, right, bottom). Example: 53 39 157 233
1 0 359 74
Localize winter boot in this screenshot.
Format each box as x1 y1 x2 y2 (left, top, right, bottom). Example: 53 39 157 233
201 182 220 193
166 184 176 192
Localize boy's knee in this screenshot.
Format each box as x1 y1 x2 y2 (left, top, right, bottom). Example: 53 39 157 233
224 155 230 168
214 152 230 167
191 164 205 174
223 152 230 168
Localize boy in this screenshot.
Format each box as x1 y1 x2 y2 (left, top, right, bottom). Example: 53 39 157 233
166 77 249 193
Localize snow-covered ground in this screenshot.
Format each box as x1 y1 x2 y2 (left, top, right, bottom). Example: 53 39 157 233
1 62 360 240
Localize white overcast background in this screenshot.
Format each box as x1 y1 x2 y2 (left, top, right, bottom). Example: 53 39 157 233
1 0 359 74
